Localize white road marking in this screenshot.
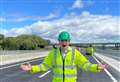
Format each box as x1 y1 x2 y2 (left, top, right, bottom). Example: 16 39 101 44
93 56 118 82
1 57 50 79
95 53 119 72
0 58 43 69
38 70 51 78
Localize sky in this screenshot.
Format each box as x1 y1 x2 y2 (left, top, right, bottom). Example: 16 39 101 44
0 0 120 43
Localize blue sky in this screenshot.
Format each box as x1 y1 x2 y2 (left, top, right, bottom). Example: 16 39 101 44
0 0 120 43
1 0 119 29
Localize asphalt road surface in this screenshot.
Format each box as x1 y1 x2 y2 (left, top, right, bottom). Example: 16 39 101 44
1 54 118 82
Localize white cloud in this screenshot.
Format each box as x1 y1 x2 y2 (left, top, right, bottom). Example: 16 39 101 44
0 12 58 23
71 0 95 9
0 17 6 22
37 12 59 20
72 0 84 9
0 28 8 35
1 11 120 43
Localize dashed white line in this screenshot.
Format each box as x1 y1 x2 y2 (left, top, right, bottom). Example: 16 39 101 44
38 70 51 78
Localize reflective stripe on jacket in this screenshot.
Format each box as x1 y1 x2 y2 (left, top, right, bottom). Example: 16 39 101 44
31 47 100 82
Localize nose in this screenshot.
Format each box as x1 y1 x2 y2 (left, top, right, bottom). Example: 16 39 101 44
62 41 67 44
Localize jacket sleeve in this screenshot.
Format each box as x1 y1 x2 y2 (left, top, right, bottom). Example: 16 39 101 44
74 49 100 73
30 48 55 74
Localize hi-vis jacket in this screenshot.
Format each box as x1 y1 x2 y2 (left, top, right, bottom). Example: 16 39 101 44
31 47 100 82
86 47 95 55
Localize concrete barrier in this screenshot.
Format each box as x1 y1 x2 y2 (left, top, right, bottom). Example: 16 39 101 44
1 51 49 65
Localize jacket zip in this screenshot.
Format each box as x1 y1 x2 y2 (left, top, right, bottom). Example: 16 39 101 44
63 59 65 82
60 48 66 82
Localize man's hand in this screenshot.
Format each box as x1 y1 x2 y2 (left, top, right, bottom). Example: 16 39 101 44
97 64 108 71
20 63 32 71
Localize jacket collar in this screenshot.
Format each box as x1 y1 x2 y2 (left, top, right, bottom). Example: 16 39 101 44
60 46 72 54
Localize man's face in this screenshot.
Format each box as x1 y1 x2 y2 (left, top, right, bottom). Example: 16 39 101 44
59 40 70 48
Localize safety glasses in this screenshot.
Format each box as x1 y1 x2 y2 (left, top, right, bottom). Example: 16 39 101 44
59 40 70 42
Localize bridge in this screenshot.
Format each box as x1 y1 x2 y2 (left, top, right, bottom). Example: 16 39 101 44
47 42 120 49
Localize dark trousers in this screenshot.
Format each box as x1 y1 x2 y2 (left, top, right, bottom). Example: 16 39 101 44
86 53 92 55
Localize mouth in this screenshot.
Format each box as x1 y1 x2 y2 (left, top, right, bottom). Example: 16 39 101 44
62 44 67 47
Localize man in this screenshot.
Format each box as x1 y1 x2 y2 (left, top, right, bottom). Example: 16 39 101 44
21 31 107 82
86 44 94 55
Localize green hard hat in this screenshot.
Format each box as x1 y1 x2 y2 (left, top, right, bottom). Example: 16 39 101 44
58 31 71 41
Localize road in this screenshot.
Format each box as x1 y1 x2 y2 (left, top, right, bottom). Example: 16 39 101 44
0 54 118 82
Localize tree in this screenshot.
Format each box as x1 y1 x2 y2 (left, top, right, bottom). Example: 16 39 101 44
2 34 50 50
3 37 17 50
0 34 4 50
